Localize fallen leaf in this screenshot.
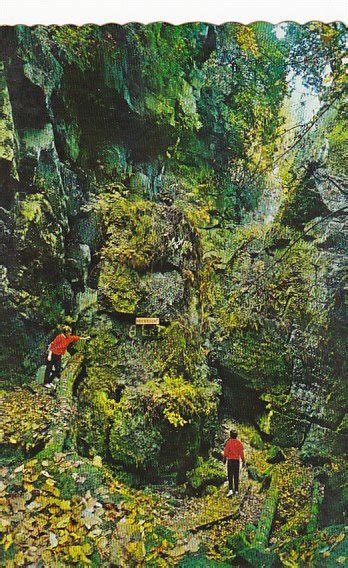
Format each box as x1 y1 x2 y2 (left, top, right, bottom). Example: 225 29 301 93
92 456 103 468
49 532 59 547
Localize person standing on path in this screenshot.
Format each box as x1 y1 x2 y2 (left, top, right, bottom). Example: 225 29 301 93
223 430 245 497
44 325 90 387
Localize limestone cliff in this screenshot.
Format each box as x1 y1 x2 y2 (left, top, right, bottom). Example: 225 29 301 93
0 24 346 492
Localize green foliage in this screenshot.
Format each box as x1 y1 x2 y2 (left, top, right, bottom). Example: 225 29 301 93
98 194 161 271
230 224 320 325
77 314 218 476
205 214 329 397
109 374 216 473
14 194 64 270
96 194 163 313
151 321 209 382
194 23 287 220
110 410 163 470
222 327 290 390
0 62 16 164
78 390 116 458
327 104 348 173
279 166 329 228
96 192 200 315
77 327 124 456
34 286 66 327
125 23 204 129
271 453 315 545
99 263 140 314
140 374 216 428
249 431 264 450
287 22 346 95
269 410 309 448
187 457 226 493
51 25 102 70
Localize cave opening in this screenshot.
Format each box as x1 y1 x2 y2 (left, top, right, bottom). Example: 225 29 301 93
216 362 268 432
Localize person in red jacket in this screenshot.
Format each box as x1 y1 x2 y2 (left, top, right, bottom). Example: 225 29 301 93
44 325 90 387
223 430 245 497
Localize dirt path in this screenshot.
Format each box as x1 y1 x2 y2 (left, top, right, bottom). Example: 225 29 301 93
156 419 267 562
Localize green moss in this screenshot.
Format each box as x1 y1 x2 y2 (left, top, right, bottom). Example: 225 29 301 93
79 390 116 457
20 195 45 223
99 263 140 314
97 195 163 271
187 457 226 493
110 410 163 470
142 374 216 428
14 193 65 275
0 444 25 468
222 326 290 391
279 168 329 229
249 431 264 450
55 457 107 499
269 411 309 448
266 446 286 464
77 303 217 475
109 374 217 474
239 547 279 568
77 328 124 456
300 424 343 464
51 25 102 70
327 115 348 172
0 62 16 165
151 321 209 382
36 354 83 461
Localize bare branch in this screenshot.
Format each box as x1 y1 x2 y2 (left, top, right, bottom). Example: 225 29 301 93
314 172 348 195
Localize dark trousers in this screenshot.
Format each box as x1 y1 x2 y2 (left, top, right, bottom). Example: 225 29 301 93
227 459 240 492
44 354 62 384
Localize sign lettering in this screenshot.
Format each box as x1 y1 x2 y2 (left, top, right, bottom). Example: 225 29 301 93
135 317 160 325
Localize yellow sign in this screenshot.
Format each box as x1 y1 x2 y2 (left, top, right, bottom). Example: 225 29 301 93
135 317 160 325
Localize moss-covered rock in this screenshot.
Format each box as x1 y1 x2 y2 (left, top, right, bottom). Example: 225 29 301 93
279 166 330 229
138 270 186 320
218 326 290 392
14 193 65 272
110 410 163 471
99 263 141 314
268 410 309 448
187 457 226 493
0 61 18 205
266 446 286 464
109 374 217 477
300 424 344 464
96 193 201 323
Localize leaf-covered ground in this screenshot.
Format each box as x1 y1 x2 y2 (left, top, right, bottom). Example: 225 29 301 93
1 387 346 566
1 388 55 453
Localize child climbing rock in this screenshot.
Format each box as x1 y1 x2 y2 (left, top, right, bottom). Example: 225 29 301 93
44 325 90 388
223 430 245 497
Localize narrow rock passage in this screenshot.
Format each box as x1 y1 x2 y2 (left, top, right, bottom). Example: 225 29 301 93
1 21 347 568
